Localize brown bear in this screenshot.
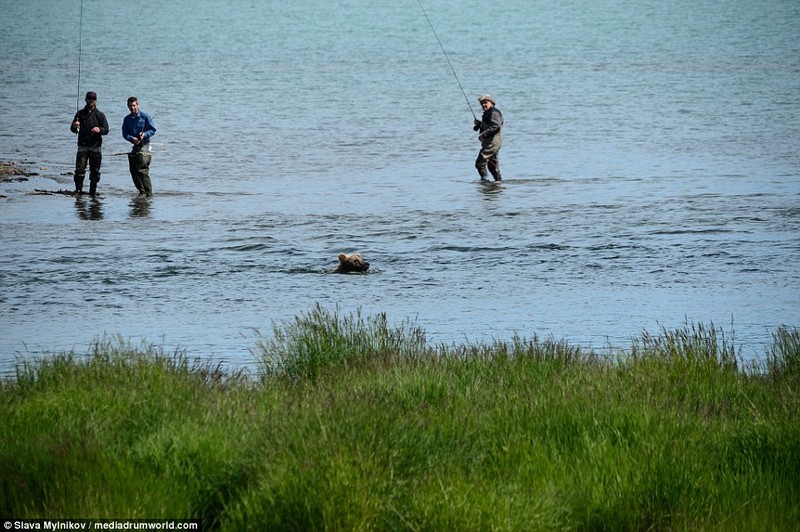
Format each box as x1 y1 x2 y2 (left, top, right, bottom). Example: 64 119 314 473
332 252 369 274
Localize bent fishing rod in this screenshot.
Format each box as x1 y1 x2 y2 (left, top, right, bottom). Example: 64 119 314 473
416 0 477 121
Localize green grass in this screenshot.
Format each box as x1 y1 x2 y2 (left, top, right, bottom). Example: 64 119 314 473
2 307 799 530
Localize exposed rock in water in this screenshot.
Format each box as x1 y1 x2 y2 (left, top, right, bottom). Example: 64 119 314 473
1 161 38 182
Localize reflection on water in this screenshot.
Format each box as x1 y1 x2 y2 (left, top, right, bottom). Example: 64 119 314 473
478 180 504 200
129 196 151 218
74 196 104 221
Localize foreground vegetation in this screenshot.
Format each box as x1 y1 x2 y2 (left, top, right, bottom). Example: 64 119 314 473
1 306 798 530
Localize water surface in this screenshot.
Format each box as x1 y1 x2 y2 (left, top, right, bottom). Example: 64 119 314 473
2 0 798 371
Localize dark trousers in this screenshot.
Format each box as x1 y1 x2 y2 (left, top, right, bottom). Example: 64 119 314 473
75 147 102 194
127 151 153 197
475 152 501 181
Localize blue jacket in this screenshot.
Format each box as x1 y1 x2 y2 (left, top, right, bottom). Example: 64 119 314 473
122 110 156 145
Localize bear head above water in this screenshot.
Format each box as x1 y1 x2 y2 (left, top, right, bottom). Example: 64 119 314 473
332 252 370 274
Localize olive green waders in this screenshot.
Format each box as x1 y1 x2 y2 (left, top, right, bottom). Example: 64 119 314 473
127 150 153 197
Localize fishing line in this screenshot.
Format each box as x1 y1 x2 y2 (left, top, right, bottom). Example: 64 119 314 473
76 0 84 112
415 0 477 121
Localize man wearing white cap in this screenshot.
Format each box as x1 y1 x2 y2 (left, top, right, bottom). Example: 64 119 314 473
472 94 503 181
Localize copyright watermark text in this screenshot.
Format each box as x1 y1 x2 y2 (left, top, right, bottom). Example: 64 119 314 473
3 520 200 531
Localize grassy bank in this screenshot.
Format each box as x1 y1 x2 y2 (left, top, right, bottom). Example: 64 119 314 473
2 306 798 530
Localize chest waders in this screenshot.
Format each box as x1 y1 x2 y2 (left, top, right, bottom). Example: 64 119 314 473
128 149 153 197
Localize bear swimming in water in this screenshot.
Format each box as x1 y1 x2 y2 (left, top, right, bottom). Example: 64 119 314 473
332 252 369 274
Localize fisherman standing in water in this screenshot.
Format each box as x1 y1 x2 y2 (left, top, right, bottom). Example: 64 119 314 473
473 94 503 182
122 96 157 197
70 91 109 196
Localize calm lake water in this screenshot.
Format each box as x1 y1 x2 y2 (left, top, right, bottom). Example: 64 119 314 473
1 0 799 372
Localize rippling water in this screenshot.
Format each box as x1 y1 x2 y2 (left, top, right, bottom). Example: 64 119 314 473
1 0 799 371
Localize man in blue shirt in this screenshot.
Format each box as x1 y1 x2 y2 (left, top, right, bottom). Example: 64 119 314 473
122 96 157 197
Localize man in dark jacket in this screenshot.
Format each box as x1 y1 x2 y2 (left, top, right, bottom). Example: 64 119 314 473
473 94 503 181
70 91 110 195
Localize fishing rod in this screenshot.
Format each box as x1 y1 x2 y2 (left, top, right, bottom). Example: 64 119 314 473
141 111 157 133
76 0 84 113
416 0 477 121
